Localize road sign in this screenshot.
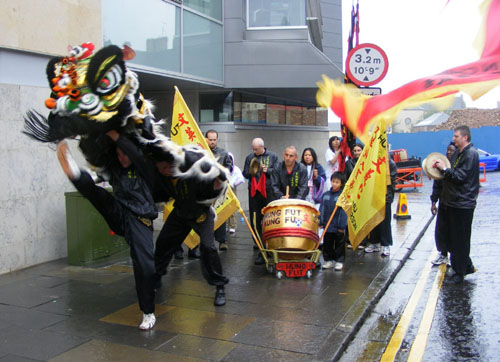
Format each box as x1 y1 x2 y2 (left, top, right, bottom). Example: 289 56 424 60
346 43 389 87
358 87 382 96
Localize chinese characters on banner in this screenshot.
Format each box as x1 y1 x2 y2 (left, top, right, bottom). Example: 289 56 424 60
336 121 389 249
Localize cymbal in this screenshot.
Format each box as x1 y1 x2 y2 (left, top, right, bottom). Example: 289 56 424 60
422 152 451 180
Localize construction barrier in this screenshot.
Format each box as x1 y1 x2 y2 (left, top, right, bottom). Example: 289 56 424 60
395 167 423 189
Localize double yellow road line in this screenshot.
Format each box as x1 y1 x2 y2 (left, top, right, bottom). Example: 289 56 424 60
381 254 447 362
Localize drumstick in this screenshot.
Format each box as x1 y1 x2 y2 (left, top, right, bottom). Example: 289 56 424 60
285 186 289 198
316 205 338 248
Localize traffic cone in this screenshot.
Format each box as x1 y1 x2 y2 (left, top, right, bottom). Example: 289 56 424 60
393 193 411 220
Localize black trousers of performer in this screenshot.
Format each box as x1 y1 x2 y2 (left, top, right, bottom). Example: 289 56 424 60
434 206 448 256
72 172 156 314
368 202 393 247
248 192 270 241
155 207 229 287
435 204 475 276
214 221 227 243
323 231 345 262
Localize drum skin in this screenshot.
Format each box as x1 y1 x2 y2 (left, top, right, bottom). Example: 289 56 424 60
261 199 320 258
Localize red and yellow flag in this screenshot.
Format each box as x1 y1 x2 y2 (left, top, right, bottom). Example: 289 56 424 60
336 122 389 249
165 87 240 249
317 0 500 142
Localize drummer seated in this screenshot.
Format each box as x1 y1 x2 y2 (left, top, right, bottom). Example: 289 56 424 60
319 172 348 271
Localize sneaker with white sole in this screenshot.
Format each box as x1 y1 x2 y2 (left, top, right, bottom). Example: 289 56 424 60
139 313 156 330
229 228 236 234
364 244 381 253
431 254 448 265
322 261 335 269
382 246 390 256
334 262 343 271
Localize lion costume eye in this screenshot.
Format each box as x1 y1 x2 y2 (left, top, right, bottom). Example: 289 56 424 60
79 93 103 115
96 64 123 95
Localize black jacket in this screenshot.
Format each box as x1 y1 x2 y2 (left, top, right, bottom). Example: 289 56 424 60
242 149 279 193
109 136 158 219
441 143 479 209
386 158 397 204
271 161 308 200
212 146 233 172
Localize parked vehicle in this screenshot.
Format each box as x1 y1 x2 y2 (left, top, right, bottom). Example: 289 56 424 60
478 149 500 171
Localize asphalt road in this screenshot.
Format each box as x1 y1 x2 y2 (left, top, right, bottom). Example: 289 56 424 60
339 171 500 362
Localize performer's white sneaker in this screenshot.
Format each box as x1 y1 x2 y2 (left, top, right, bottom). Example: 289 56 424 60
139 313 156 330
57 141 81 180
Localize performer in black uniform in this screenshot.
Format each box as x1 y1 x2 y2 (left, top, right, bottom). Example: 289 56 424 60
57 131 157 330
151 146 230 306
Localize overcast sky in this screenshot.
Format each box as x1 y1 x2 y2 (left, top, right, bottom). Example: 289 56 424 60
339 0 500 109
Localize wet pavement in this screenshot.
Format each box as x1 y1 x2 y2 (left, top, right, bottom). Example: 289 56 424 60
0 185 435 362
339 171 500 362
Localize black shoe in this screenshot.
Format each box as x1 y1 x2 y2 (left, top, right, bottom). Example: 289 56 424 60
214 287 226 306
219 242 228 251
174 249 184 260
254 253 265 265
188 247 201 259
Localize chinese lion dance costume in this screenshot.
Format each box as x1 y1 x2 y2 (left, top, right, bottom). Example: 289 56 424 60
23 43 227 203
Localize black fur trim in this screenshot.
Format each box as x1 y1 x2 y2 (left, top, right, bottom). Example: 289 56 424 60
86 45 125 95
23 110 53 142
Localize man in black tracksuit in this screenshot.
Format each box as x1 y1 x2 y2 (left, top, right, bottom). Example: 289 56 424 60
57 131 157 330
433 125 479 284
153 157 229 306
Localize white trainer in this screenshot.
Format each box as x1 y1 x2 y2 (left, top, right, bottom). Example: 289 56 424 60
431 254 448 265
382 246 390 256
334 262 344 271
364 244 381 253
139 313 156 330
322 261 335 269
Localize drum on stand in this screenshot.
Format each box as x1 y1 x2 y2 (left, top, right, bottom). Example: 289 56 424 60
261 199 320 260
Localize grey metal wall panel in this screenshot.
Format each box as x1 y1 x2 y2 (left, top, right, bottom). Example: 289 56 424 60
320 2 342 20
0 49 49 87
244 28 309 41
225 41 336 66
322 17 342 33
224 18 245 42
225 63 342 88
224 0 243 19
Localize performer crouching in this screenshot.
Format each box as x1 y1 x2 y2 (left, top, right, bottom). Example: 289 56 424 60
152 151 229 307
57 131 157 330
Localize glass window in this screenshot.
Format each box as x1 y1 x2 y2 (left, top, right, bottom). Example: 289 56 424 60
183 11 223 81
248 0 306 28
200 92 233 122
184 0 222 21
102 0 181 73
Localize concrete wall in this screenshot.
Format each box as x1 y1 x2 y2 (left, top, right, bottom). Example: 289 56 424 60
0 83 75 274
0 0 102 55
0 0 102 274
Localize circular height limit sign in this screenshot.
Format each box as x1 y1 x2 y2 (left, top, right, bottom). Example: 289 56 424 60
346 43 389 87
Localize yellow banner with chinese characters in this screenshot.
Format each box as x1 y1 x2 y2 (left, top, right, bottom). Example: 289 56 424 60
336 121 389 249
164 87 240 249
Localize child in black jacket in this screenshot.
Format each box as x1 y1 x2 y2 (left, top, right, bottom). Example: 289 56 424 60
319 172 348 271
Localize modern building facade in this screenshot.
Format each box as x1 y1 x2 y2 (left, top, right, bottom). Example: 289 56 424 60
0 0 343 273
